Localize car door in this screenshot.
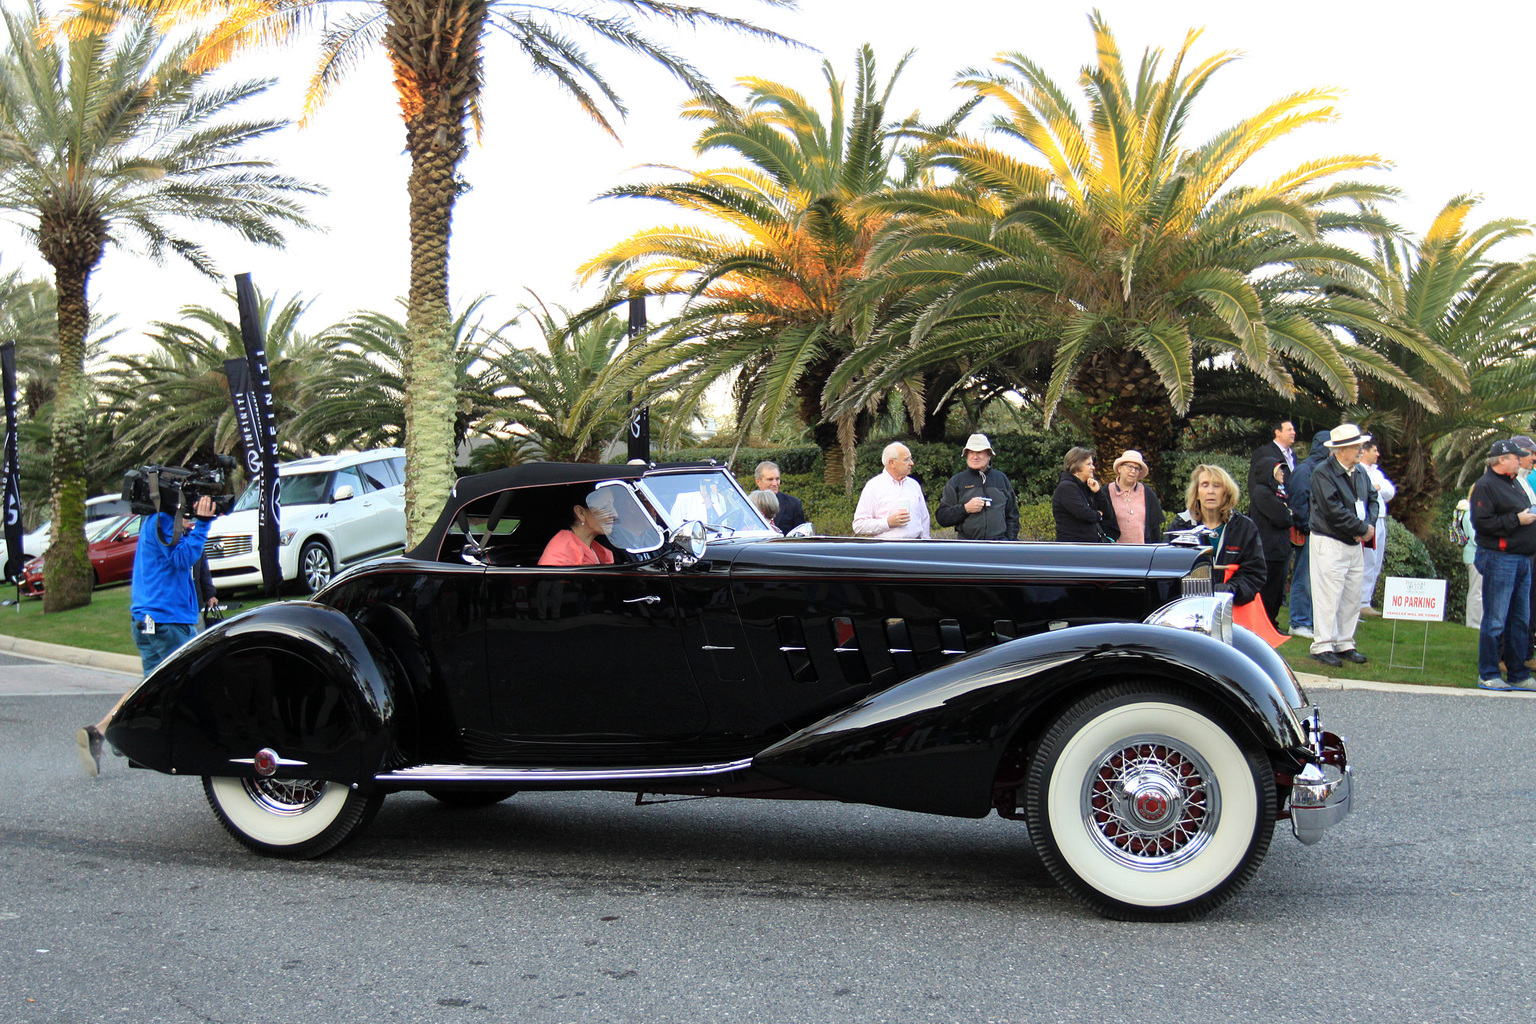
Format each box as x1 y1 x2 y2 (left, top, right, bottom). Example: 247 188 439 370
91 516 142 585
320 466 377 564
355 456 407 554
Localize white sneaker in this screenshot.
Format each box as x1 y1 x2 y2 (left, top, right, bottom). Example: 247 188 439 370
1478 678 1511 691
1508 678 1536 692
1290 626 1313 638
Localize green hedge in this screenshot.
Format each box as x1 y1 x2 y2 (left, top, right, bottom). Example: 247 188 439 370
660 445 821 476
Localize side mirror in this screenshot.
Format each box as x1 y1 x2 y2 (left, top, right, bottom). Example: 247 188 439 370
785 522 815 538
667 520 708 565
332 484 355 503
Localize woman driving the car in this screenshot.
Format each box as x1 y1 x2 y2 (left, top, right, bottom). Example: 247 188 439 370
538 492 617 566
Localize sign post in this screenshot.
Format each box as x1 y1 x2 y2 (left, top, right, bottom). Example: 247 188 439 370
1381 576 1447 670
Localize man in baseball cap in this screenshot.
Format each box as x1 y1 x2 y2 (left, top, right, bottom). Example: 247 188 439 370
936 433 1019 541
1470 438 1536 689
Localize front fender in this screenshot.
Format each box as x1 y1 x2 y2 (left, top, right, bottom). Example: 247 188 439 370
752 622 1308 818
106 601 409 785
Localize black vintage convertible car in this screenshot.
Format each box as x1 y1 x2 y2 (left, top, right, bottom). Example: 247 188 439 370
107 461 1351 920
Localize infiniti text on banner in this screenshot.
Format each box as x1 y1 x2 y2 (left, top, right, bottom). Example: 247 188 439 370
229 273 282 594
1 341 23 581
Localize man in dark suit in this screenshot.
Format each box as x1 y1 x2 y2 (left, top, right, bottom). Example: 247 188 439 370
1248 419 1297 624
1251 419 1298 480
755 460 807 533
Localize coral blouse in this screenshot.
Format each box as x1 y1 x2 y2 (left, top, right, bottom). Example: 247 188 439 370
1110 482 1147 544
538 529 614 566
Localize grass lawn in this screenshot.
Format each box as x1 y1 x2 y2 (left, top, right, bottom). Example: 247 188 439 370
0 583 278 657
1277 608 1488 690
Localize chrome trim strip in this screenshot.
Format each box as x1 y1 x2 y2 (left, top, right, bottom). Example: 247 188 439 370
778 645 807 653
374 757 756 785
229 756 309 767
700 645 735 651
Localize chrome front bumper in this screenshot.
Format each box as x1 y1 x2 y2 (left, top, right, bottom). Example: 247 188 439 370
1288 709 1352 845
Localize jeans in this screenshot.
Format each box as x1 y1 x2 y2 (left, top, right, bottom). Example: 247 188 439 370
1289 538 1312 628
1474 548 1532 683
131 617 196 677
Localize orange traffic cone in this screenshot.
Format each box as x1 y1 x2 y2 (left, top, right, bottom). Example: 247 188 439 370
1223 564 1289 648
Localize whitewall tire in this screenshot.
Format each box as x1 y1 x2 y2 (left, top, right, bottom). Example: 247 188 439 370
203 776 382 858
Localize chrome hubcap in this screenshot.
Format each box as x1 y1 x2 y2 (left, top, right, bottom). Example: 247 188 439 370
242 778 325 816
302 549 331 590
1080 734 1220 870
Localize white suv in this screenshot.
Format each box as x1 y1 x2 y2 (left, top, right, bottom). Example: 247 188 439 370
204 449 407 594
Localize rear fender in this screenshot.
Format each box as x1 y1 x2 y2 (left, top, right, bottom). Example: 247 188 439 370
106 601 409 785
752 622 1308 818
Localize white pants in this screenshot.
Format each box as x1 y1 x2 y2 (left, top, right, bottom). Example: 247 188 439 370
1466 561 1483 629
1310 533 1364 654
1360 517 1387 609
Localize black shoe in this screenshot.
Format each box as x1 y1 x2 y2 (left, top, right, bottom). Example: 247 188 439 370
1311 651 1344 668
1338 649 1369 664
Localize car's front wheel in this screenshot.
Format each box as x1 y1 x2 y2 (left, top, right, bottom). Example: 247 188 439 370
298 540 335 593
203 776 382 858
1024 684 1276 921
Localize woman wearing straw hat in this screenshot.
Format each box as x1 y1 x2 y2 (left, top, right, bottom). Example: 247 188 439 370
1106 450 1165 543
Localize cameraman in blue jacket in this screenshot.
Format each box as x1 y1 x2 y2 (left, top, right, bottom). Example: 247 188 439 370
76 493 220 776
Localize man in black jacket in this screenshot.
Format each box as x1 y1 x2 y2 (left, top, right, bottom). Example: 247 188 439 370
1248 452 1292 629
1471 439 1536 690
1307 424 1378 667
754 461 807 534
937 434 1020 540
1285 430 1333 637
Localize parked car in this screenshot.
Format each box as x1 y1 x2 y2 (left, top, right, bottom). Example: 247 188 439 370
203 449 406 594
106 462 1351 921
1 494 134 574
18 512 142 597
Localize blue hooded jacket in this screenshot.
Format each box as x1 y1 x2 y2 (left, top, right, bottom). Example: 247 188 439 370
1287 430 1333 533
129 513 210 625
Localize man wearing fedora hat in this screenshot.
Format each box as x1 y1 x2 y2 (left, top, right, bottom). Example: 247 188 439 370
1470 438 1536 690
937 434 1019 541
1306 423 1379 667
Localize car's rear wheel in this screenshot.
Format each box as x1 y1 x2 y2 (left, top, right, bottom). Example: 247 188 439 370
203 776 382 858
298 540 334 593
425 789 518 808
1024 684 1275 921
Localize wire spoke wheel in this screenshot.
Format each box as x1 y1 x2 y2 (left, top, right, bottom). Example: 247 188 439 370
203 775 382 859
1025 684 1275 921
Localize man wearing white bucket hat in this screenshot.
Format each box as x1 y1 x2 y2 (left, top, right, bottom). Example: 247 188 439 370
1306 423 1378 667
937 434 1019 540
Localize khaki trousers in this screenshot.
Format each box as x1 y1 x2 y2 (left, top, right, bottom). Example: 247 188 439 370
1310 532 1364 654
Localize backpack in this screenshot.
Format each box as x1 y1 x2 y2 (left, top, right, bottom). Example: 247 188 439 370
1449 514 1470 547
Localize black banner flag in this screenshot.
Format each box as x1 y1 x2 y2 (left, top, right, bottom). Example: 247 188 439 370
1 341 23 582
626 296 650 464
225 274 282 595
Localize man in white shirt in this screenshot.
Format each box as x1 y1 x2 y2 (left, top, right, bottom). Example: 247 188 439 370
853 442 931 539
1358 440 1396 616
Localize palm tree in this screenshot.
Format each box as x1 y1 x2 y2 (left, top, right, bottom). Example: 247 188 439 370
1357 198 1536 531
480 299 699 464
66 0 797 542
0 3 316 611
579 46 959 484
102 291 334 468
833 15 1455 478
287 297 506 455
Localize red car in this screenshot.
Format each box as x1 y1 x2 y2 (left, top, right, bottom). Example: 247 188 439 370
20 514 142 597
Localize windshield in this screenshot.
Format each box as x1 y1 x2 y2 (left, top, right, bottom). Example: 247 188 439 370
639 471 775 535
232 471 333 512
586 482 665 554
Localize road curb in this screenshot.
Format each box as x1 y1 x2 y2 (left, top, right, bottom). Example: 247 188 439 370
0 635 140 676
1293 669 1529 697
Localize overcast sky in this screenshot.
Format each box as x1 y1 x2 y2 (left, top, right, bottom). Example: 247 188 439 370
7 0 1533 353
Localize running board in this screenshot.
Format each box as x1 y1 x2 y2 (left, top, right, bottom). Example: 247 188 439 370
374 757 756 786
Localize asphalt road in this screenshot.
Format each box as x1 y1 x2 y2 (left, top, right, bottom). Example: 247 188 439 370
4 651 1536 1024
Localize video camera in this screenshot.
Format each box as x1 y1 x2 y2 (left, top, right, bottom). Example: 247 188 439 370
122 456 237 518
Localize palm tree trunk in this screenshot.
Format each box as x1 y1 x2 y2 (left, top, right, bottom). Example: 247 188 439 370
42 262 95 612
384 1 485 545
1076 348 1179 486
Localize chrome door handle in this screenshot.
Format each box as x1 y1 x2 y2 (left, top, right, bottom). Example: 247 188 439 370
624 595 662 604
